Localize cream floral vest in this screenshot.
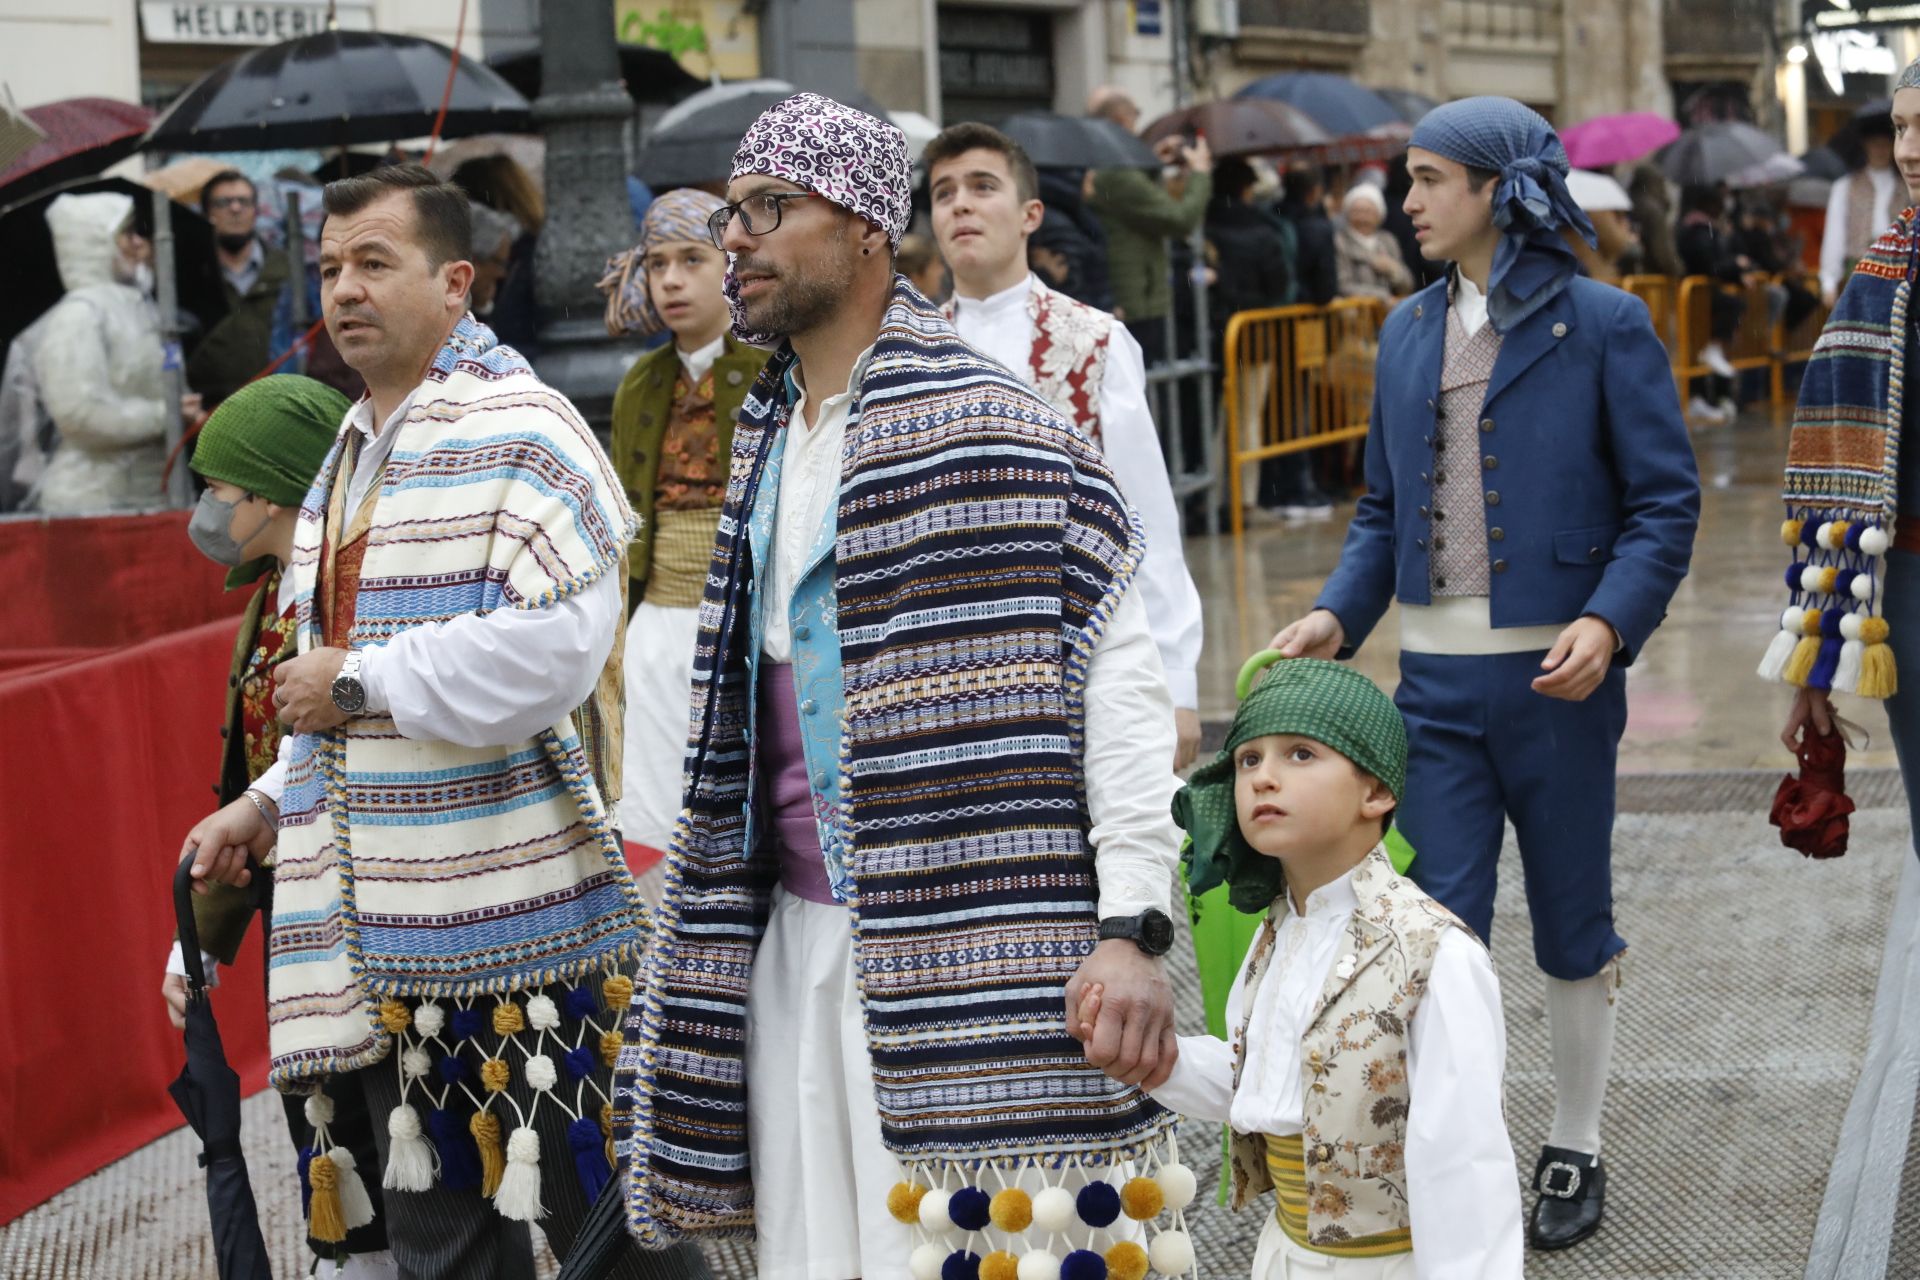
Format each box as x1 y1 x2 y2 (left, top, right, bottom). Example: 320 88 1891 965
1226 846 1484 1247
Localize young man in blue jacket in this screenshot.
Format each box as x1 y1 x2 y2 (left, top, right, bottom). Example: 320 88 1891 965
1270 97 1700 1253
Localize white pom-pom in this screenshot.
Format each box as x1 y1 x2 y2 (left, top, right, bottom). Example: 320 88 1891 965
1758 627 1801 682
1782 607 1804 631
412 1002 446 1037
1154 1162 1198 1212
401 1047 431 1079
492 1128 545 1222
1801 564 1826 594
1841 613 1864 641
1836 639 1866 694
1148 1229 1195 1275
910 1243 947 1280
524 1054 558 1091
1854 573 1876 602
1032 1185 1077 1234
526 994 561 1031
383 1105 437 1192
919 1188 955 1234
329 1148 377 1228
1017 1250 1063 1280
1862 527 1890 557
304 1093 336 1128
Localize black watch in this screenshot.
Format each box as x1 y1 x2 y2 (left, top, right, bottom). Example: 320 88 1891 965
1099 908 1174 957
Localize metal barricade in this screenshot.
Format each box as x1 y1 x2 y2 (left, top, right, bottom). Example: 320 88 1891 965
1221 297 1386 538
1772 271 1828 406
1620 274 1673 351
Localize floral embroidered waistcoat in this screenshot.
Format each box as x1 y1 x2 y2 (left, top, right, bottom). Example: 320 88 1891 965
1027 280 1113 446
1226 847 1478 1249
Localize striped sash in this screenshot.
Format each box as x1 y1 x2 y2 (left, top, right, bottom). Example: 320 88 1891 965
1263 1132 1413 1258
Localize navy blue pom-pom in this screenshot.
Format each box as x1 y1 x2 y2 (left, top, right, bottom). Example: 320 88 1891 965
565 1045 599 1080
1060 1249 1108 1280
948 1186 991 1232
451 1007 486 1040
1847 522 1867 552
427 1106 482 1190
1786 563 1805 591
1076 1181 1121 1228
941 1249 981 1280
565 985 600 1020
436 1053 470 1085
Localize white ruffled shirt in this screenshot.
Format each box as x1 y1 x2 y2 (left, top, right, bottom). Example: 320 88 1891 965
761 345 1181 919
1149 867 1525 1279
949 274 1204 710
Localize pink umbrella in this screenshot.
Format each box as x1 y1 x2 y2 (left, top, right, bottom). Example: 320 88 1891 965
1561 112 1681 170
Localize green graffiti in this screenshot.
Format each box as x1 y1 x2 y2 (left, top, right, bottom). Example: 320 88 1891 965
619 9 711 57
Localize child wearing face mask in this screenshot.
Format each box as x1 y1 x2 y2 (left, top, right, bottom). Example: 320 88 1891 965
165 375 402 1279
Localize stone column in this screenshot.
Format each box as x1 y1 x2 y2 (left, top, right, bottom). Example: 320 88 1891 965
531 0 642 430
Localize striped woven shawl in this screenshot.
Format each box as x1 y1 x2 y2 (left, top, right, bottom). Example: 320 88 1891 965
617 280 1173 1244
268 315 647 1089
1762 207 1914 698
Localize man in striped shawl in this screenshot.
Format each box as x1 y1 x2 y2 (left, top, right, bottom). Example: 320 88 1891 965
616 95 1196 1280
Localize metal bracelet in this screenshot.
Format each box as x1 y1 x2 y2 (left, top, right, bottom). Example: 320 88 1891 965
243 788 278 839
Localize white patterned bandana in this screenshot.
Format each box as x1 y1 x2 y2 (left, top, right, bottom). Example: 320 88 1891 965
723 92 911 343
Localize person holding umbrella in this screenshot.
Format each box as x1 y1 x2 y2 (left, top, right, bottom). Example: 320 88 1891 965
181 163 706 1280
1265 96 1700 1253
160 374 403 1280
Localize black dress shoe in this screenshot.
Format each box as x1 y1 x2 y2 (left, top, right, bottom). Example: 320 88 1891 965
1528 1145 1605 1250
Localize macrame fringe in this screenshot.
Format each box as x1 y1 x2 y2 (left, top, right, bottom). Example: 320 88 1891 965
493 1127 545 1222
384 1104 438 1192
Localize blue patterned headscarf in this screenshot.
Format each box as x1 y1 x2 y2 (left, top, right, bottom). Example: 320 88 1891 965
1410 96 1597 333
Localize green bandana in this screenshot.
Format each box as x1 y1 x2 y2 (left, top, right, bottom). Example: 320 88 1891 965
1173 652 1409 914
191 374 347 509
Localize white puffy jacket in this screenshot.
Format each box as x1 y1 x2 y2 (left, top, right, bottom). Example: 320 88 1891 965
32 191 171 514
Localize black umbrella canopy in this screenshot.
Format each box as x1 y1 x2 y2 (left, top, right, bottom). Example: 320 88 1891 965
1661 120 1786 187
143 31 531 154
487 42 703 106
997 113 1158 171
1142 99 1331 158
1373 87 1440 125
636 80 891 189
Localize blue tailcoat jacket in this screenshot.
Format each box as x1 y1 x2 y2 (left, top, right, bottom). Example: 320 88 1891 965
1316 275 1700 663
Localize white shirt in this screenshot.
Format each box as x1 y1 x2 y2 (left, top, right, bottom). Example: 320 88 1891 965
1451 269 1490 338
950 274 1204 709
1821 168 1901 299
1150 869 1524 1279
678 332 727 385
761 347 1181 919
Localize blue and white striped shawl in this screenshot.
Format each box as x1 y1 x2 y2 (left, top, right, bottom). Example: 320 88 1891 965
616 280 1173 1243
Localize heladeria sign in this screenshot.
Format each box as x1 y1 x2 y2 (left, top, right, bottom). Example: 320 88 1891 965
140 2 375 46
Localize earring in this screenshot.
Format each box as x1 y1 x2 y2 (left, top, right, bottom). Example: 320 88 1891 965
862 248 871 255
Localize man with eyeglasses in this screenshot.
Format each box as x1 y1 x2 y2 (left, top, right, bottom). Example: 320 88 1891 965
187 169 293 409
616 93 1185 1279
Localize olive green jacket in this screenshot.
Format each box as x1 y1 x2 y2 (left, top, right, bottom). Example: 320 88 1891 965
186 245 292 407
610 336 768 599
1086 166 1212 324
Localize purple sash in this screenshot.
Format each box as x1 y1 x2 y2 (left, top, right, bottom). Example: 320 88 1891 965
757 663 837 904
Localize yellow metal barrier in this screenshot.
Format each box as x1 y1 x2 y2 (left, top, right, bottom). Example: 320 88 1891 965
1772 271 1829 406
1666 273 1829 409
1222 297 1386 538
1621 274 1674 351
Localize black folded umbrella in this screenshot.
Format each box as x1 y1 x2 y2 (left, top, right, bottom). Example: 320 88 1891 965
143 30 531 153
167 856 274 1280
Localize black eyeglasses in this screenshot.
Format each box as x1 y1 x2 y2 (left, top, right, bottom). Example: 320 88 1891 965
707 191 816 250
208 195 256 211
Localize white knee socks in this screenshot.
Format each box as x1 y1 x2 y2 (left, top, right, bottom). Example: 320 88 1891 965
1545 961 1621 1159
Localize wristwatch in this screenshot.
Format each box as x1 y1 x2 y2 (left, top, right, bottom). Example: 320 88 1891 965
1098 908 1174 957
330 649 367 715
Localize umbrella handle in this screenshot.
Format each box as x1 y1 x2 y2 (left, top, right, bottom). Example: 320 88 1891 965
172 852 263 997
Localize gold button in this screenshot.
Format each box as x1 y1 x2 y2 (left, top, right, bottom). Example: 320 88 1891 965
1489 527 1504 541
1479 417 1494 433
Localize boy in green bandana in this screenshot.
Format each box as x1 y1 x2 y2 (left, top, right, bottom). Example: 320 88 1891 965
1084 655 1522 1279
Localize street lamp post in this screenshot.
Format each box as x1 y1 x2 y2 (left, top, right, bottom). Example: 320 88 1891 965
532 0 644 431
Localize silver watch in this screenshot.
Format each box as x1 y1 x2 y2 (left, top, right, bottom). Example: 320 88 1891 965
331 649 367 714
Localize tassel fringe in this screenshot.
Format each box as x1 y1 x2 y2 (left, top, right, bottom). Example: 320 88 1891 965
470 1109 506 1198
306 1148 347 1243
330 1148 377 1229
1861 642 1899 698
1758 627 1800 682
1784 634 1823 687
384 1104 438 1193
493 1127 545 1222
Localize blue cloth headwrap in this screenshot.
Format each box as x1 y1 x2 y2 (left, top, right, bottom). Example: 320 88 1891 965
1409 96 1597 333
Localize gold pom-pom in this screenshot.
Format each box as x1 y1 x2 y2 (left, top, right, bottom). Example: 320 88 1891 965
1782 518 1804 548
600 1028 624 1067
1106 1240 1150 1280
602 974 635 1010
1120 1176 1165 1221
1817 567 1840 596
981 1251 1021 1280
1862 616 1892 645
480 1057 511 1092
988 1186 1033 1232
1803 608 1824 637
377 998 412 1034
492 1001 526 1036
887 1181 928 1224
